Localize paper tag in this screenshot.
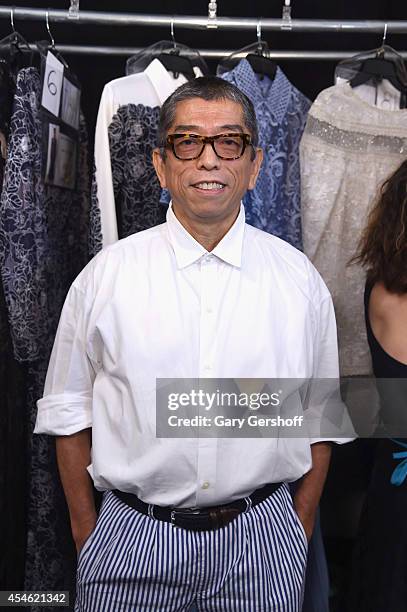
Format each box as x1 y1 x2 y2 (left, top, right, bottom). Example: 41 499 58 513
41 51 64 117
44 123 77 190
61 76 81 130
55 132 77 189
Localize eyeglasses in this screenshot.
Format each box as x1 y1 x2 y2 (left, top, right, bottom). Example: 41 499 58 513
165 133 253 160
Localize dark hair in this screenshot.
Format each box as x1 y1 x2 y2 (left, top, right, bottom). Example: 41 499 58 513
352 159 407 293
157 76 259 155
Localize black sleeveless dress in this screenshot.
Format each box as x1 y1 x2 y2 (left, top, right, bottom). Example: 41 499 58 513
349 281 407 612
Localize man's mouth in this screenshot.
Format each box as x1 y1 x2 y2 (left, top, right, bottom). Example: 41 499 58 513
192 181 226 191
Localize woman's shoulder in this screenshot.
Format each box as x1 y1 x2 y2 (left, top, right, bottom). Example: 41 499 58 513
368 281 407 365
370 282 407 315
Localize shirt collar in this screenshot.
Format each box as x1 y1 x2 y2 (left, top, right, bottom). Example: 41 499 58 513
222 59 291 124
144 59 188 105
166 202 245 269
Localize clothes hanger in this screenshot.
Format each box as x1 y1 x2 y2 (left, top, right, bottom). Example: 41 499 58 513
35 10 69 69
155 20 196 81
155 53 195 80
126 20 208 79
349 24 407 94
217 20 277 80
350 56 406 92
245 20 277 81
0 8 34 76
0 8 31 53
0 8 33 57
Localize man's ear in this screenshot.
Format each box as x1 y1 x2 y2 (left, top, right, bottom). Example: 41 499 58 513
248 147 263 191
152 148 167 189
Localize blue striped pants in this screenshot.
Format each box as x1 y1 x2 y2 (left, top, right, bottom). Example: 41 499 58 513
75 484 308 611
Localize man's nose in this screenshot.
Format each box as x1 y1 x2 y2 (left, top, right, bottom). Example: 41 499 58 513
196 142 221 170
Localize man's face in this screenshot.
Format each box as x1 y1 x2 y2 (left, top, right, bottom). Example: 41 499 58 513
153 98 263 227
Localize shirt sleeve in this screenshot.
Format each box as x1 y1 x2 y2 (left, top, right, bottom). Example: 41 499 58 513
34 284 97 436
306 269 356 445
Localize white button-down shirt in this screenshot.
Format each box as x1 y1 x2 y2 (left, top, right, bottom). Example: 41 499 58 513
35 204 350 507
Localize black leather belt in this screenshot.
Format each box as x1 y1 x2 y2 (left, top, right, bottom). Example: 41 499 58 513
113 482 283 531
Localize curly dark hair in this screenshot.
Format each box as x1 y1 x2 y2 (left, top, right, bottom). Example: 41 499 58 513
353 159 407 293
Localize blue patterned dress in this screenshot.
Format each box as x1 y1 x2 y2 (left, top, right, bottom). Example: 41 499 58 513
220 59 311 250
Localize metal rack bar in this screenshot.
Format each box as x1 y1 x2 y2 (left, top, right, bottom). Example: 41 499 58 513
1 6 407 33
37 45 407 59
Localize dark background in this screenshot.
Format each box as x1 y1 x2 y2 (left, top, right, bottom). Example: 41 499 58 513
1 2 405 609
1 0 406 138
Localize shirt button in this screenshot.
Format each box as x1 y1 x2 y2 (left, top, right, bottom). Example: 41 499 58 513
204 364 212 371
202 481 210 489
206 307 213 314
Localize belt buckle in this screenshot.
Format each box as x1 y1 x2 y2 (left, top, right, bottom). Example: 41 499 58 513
171 506 202 528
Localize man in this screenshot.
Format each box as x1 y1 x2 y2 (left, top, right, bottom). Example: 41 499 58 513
35 77 348 611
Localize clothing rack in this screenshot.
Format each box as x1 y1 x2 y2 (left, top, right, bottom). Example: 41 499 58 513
1 6 407 59
1 6 407 33
23 45 407 60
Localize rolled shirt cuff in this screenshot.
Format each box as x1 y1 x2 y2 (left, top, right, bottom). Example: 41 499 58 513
34 393 92 435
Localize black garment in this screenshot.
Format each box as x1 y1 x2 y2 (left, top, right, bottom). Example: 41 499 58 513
365 282 407 379
89 103 167 257
109 104 166 239
0 275 27 592
0 64 28 589
349 281 407 612
0 59 15 140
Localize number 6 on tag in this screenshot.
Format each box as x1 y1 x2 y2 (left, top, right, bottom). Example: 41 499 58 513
47 70 58 96
41 51 64 117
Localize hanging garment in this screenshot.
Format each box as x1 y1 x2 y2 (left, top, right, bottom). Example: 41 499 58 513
0 59 26 592
108 103 163 237
91 58 191 254
0 66 90 606
0 68 90 362
335 45 407 110
219 59 311 250
0 283 27 593
337 76 402 110
0 122 27 590
0 60 15 166
349 282 407 612
300 82 407 376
